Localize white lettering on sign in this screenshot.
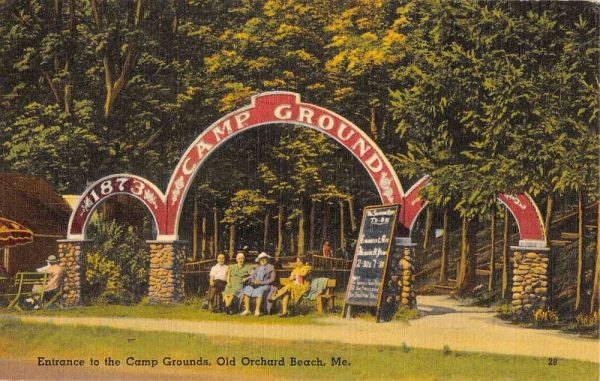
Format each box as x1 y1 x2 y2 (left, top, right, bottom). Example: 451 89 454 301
181 156 196 175
131 180 145 196
274 104 293 120
504 194 527 210
213 120 234 142
298 106 314 124
365 154 383 173
337 122 355 141
234 111 251 129
317 114 334 130
195 140 213 159
369 217 390 225
351 137 371 158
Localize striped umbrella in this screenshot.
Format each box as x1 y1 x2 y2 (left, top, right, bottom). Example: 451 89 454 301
0 217 33 248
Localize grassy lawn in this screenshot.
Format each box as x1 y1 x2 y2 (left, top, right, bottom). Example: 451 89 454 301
0 297 337 325
0 317 597 381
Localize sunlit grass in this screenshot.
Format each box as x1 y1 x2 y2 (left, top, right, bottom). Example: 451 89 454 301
0 318 597 381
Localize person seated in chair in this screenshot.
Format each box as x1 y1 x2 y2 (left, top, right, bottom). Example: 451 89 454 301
222 252 252 314
240 252 275 316
27 255 64 308
270 257 312 317
204 253 228 312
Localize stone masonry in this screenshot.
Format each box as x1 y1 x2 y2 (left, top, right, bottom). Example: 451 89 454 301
511 248 550 315
148 241 186 304
397 244 417 308
57 240 86 307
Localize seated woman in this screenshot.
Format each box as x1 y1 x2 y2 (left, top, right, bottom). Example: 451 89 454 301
222 252 253 314
241 252 275 316
270 257 312 317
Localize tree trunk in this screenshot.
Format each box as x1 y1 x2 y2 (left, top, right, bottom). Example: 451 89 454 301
423 207 433 250
369 107 377 141
297 205 305 258
348 196 356 233
289 228 295 257
201 210 207 259
192 198 198 261
439 207 448 283
544 193 553 241
575 190 584 312
590 201 600 313
263 209 270 252
276 202 283 258
458 216 478 293
457 216 468 290
339 200 346 256
213 207 218 257
501 209 510 300
309 200 315 251
228 224 235 260
95 0 144 118
488 212 496 294
322 201 329 242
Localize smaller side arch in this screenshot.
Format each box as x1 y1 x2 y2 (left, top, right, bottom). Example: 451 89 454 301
399 177 546 246
398 176 430 236
497 193 546 247
67 174 167 240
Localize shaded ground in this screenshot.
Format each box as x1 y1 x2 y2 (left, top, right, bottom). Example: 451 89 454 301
12 295 598 363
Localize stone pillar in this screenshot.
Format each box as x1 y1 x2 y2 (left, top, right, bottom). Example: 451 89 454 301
510 246 550 316
396 238 417 309
56 240 88 307
147 240 187 304
381 238 417 319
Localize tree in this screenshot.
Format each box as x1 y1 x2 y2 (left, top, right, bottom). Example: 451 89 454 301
222 189 273 258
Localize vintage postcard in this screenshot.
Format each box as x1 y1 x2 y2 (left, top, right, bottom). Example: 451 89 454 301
0 0 598 380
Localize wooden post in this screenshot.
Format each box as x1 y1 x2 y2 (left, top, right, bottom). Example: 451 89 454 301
201 210 207 259
590 201 600 313
228 224 235 260
309 200 315 251
501 209 510 300
545 194 553 240
263 209 270 252
457 216 468 289
339 200 346 255
348 196 356 233
488 212 496 294
213 207 218 257
322 201 329 242
192 198 198 261
289 228 295 257
276 202 283 258
439 207 448 283
423 207 433 250
575 190 584 312
297 205 305 257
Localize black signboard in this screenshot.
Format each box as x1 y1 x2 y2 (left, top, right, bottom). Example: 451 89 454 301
343 204 399 321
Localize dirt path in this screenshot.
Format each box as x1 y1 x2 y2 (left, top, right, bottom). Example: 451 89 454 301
15 295 599 363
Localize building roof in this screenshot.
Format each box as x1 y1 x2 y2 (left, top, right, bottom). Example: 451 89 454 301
0 173 71 235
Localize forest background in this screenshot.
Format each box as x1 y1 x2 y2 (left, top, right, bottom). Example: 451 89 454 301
0 0 598 318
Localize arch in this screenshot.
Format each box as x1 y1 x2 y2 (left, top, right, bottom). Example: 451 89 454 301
163 91 404 238
401 176 546 246
67 174 167 240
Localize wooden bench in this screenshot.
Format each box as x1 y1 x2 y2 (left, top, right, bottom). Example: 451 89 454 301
1 272 62 310
279 278 336 313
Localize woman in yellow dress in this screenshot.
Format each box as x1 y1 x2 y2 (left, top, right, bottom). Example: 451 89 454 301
270 257 311 317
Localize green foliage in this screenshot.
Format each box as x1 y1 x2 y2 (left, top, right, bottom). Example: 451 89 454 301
83 220 149 304
222 189 273 226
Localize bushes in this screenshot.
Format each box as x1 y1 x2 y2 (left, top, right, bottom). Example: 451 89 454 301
82 221 149 304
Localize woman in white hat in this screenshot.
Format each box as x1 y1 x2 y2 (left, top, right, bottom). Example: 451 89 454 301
240 252 275 316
